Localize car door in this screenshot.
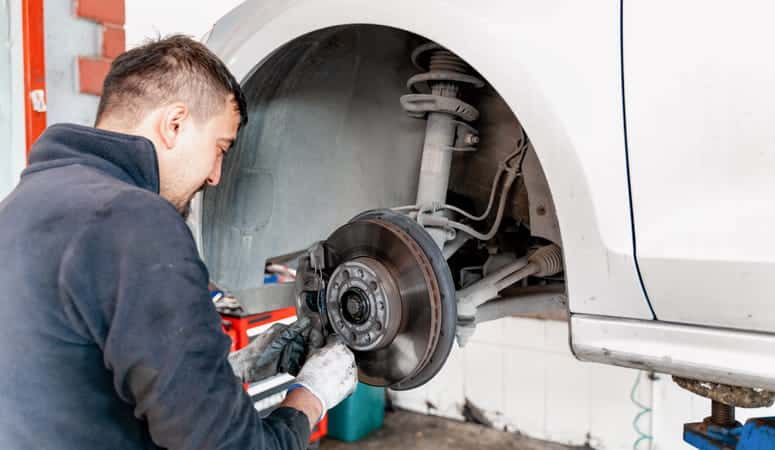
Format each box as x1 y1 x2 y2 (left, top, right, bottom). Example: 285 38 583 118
623 1 775 331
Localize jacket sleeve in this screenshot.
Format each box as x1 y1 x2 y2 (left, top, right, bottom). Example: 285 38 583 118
58 190 311 450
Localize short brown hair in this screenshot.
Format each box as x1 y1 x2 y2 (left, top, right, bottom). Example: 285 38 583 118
95 35 247 130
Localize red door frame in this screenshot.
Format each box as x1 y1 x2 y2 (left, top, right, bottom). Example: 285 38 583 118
21 0 47 155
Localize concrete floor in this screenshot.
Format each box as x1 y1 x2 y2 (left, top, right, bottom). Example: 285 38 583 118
320 410 593 450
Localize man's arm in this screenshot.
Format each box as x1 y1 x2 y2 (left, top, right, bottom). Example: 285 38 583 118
282 388 323 428
58 190 310 450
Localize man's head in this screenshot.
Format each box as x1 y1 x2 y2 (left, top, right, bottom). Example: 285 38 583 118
95 35 247 215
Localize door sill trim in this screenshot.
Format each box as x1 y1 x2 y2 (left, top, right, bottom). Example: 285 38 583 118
571 314 775 390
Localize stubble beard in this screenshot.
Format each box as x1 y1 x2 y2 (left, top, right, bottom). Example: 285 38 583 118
179 183 208 220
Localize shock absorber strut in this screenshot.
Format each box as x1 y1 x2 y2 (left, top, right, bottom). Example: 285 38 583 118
400 43 484 247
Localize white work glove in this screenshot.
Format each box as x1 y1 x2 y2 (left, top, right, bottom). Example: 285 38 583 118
292 339 358 420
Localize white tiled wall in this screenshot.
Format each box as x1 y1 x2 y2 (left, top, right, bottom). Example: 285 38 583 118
390 317 652 450
391 316 775 449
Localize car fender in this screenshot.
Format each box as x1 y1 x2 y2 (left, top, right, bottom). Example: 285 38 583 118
204 0 653 320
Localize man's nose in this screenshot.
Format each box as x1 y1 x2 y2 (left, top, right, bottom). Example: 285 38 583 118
207 161 222 186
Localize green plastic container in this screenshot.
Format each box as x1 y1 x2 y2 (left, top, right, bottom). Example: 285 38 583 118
326 383 385 442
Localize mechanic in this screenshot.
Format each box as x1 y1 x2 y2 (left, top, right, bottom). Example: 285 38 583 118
0 35 357 449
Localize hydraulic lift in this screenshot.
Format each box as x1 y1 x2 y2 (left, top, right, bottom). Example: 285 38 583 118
684 405 775 450
677 377 775 450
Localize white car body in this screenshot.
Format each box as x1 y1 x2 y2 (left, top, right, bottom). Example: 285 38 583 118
199 0 775 390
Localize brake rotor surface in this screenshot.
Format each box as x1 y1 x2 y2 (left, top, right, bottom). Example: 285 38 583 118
324 209 457 390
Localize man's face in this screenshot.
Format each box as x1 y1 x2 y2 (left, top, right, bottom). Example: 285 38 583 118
158 97 240 215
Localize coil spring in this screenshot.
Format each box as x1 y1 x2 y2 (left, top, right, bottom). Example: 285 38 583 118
428 49 470 74
400 43 485 123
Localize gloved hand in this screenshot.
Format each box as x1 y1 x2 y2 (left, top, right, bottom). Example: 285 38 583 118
292 338 358 418
228 316 311 383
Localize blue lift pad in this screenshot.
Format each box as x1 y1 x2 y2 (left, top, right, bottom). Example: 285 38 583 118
685 417 775 450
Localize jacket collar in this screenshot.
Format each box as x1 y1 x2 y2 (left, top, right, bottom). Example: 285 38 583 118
23 123 161 193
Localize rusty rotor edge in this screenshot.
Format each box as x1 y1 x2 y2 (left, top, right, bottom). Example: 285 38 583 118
362 217 443 384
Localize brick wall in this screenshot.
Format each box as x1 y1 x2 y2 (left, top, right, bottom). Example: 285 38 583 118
75 0 125 96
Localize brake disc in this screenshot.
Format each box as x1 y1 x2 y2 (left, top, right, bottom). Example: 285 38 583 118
323 209 457 390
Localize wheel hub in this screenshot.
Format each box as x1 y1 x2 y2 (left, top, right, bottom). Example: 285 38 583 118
342 289 369 325
327 258 402 352
323 209 457 390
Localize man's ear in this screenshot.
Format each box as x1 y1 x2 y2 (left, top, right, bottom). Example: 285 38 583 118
158 103 189 150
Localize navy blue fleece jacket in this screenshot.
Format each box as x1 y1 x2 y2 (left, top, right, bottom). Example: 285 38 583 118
0 124 310 449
